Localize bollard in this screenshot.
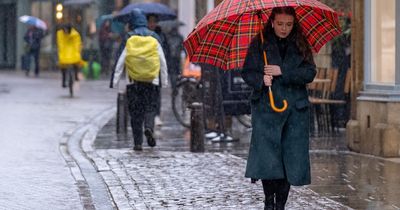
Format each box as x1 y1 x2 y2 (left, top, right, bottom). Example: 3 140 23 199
116 92 128 134
190 102 205 152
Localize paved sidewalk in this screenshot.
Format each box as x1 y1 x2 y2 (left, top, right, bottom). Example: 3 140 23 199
85 88 400 210
89 148 348 210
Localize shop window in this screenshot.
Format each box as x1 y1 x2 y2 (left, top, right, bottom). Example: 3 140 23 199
370 0 396 84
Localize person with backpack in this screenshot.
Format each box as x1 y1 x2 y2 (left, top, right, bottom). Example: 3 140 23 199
56 23 82 87
112 9 168 151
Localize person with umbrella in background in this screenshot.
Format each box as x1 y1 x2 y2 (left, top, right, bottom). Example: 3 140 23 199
98 20 114 76
20 16 47 77
111 9 168 151
241 7 316 209
147 14 171 126
183 0 341 209
159 20 184 91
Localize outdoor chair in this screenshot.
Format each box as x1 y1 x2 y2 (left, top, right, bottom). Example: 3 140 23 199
308 68 351 136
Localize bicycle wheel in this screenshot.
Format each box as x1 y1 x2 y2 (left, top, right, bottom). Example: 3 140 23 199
68 67 74 97
172 79 199 128
236 114 252 128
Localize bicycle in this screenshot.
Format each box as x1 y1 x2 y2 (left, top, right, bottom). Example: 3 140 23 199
171 71 202 128
171 58 252 129
61 64 80 98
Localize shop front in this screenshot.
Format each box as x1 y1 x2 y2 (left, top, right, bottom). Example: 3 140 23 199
347 0 400 157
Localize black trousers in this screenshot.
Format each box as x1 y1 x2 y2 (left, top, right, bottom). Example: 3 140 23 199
100 46 112 76
262 179 290 210
126 82 159 146
24 49 40 75
61 65 80 86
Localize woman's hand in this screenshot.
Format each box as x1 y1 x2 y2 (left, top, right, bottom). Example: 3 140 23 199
263 75 273 86
264 65 282 76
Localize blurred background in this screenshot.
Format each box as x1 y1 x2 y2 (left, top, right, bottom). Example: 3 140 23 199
0 0 351 71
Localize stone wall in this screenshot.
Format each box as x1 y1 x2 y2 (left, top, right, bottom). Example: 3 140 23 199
347 101 400 157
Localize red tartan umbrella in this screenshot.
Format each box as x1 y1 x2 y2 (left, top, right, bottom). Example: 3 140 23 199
183 0 341 71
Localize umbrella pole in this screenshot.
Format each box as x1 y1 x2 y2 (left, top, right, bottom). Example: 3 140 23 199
259 17 288 113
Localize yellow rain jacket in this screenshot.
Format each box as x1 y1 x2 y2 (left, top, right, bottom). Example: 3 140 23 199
56 28 82 66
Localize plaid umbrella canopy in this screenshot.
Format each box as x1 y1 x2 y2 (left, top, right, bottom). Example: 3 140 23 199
183 0 341 71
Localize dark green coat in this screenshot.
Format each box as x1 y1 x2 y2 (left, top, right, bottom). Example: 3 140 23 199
241 34 316 186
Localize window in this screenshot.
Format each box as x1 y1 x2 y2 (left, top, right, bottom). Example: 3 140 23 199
370 0 396 84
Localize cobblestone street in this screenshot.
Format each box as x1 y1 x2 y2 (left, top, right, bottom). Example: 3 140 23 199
91 149 349 209
86 88 400 210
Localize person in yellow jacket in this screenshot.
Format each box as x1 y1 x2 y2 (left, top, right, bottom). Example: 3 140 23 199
56 23 82 87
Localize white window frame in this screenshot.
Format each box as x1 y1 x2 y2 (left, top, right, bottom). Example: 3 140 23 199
361 0 400 101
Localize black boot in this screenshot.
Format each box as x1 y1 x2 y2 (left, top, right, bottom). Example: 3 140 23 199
262 180 277 210
275 179 290 210
264 194 275 210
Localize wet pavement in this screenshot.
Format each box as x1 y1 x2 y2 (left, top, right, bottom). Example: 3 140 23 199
2 70 398 209
90 87 400 210
0 71 117 209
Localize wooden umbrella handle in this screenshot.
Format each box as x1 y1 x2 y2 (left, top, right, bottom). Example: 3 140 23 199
268 87 288 113
259 16 288 113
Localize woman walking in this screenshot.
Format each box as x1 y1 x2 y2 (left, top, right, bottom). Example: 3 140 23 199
241 7 316 210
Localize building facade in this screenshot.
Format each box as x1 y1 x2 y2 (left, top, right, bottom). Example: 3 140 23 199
347 0 400 157
0 0 212 71
0 0 29 69
0 0 99 71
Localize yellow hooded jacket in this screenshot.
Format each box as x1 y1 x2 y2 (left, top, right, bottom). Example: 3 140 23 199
56 28 82 66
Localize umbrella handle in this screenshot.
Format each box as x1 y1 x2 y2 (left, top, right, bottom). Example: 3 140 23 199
258 14 288 113
268 86 288 113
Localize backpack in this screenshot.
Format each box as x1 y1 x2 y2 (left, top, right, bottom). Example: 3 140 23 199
125 35 160 82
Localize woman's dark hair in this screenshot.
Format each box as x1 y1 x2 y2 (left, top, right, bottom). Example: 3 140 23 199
264 7 314 63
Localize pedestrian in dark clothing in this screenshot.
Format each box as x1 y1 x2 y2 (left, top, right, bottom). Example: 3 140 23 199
331 17 351 126
23 26 45 77
147 14 171 126
112 9 168 151
147 15 171 63
201 64 234 142
160 21 184 90
241 7 316 210
98 20 114 76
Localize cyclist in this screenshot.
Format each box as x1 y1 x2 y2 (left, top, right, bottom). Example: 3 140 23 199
56 23 82 87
